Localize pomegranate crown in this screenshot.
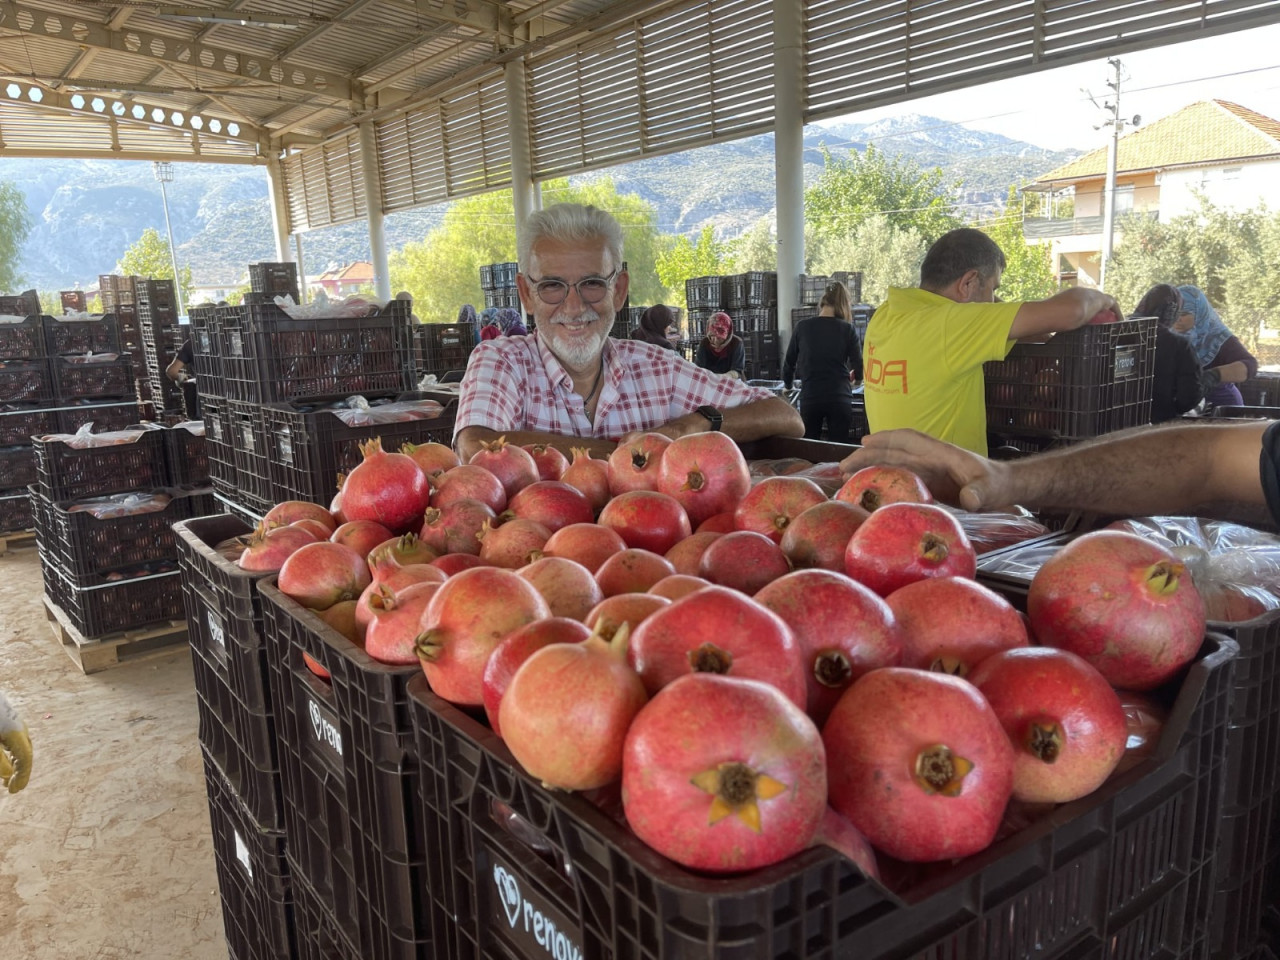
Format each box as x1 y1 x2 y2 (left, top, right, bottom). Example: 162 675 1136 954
358 437 386 458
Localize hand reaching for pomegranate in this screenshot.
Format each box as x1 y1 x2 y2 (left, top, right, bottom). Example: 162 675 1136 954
839 429 1016 512
1 689 32 794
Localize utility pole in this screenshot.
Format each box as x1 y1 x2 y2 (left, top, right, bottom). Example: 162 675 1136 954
1091 59 1140 289
152 161 185 318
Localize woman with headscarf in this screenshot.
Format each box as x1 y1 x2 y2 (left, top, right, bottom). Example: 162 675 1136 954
1174 285 1257 408
632 304 677 350
694 312 746 378
457 304 478 326
494 307 528 337
1131 284 1203 422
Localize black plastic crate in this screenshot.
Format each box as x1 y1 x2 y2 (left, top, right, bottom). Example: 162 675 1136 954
27 483 52 557
417 324 476 378
984 317 1156 440
56 400 143 435
742 330 781 380
249 262 300 297
736 307 778 333
0 315 46 359
0 486 31 533
43 561 185 638
165 422 210 486
0 293 39 317
0 359 54 404
49 488 211 577
189 304 224 400
259 578 434 960
482 262 518 288
291 868 362 960
724 271 777 310
408 626 1231 960
684 276 724 310
43 314 120 356
52 355 134 401
1239 376 1280 408
0 444 36 488
34 426 167 501
226 400 274 507
482 289 521 311
202 397 237 500
0 403 58 445
202 750 296 960
799 274 829 305
261 396 454 505
831 271 864 304
685 309 715 340
479 264 494 290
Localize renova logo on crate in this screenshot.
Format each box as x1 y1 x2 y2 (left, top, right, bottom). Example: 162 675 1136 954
204 604 228 661
1114 344 1138 379
233 828 254 880
307 695 344 761
484 848 584 960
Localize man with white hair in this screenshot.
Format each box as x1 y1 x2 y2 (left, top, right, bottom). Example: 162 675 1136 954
454 204 803 461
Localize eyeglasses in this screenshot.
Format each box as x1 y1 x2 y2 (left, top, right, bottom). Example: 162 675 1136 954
526 268 620 305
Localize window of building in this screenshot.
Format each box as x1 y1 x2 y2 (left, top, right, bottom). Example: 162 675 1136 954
1114 184 1135 215
1222 166 1242 180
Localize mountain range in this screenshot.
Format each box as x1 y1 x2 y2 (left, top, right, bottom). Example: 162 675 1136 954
0 113 1079 291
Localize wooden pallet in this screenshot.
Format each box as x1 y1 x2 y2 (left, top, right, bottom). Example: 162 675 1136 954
0 529 36 556
43 596 189 675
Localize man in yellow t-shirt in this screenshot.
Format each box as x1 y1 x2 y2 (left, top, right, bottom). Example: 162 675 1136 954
863 229 1120 455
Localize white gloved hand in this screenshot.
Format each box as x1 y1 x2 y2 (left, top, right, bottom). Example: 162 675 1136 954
0 690 32 794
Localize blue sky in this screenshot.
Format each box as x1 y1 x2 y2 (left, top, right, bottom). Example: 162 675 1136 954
818 23 1280 153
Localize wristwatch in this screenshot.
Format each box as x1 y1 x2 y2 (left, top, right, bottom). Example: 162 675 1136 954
696 405 723 432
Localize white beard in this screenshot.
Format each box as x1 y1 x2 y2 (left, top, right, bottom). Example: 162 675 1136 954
544 309 615 371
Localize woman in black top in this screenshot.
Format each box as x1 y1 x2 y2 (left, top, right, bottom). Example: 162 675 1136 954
694 312 746 378
783 281 862 443
1131 284 1203 423
631 304 677 350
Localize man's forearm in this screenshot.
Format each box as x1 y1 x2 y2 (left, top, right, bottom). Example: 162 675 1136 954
454 426 615 463
721 397 804 441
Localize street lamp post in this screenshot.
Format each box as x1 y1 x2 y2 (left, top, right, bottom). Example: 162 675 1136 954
152 161 185 317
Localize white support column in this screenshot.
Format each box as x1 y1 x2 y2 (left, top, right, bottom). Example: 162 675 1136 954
773 0 805 343
359 121 391 300
264 152 292 263
505 58 537 261
294 233 308 303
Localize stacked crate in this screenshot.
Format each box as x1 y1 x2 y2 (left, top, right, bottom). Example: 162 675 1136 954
248 262 301 303
799 270 864 306
137 278 184 416
99 275 148 411
479 261 520 311
31 421 213 639
415 323 476 380
59 290 87 314
1 313 142 535
684 272 781 377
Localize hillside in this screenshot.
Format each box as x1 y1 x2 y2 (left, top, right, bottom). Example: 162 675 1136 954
0 116 1077 290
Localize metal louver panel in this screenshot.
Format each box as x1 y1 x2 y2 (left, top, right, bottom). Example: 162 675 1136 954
805 0 1280 122
281 132 365 232
374 72 510 216
527 0 776 180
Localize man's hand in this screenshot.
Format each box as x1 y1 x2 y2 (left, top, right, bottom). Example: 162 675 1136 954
839 429 1016 511
1 724 32 794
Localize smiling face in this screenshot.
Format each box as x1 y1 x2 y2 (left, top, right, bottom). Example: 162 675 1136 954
517 237 628 375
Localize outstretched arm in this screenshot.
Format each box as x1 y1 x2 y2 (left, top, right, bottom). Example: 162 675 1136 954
1008 288 1119 340
839 421 1270 517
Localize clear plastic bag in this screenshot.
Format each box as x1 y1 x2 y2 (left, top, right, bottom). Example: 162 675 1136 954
747 458 846 496
325 395 445 426
67 491 172 518
42 423 151 449
937 504 1049 554
63 351 120 364
272 291 387 320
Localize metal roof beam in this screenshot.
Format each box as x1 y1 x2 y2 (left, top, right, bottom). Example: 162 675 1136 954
0 1 355 103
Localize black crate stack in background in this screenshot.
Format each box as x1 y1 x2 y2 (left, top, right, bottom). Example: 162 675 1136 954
1 311 143 536
684 272 780 377
479 261 520 311
248 262 301 303
99 275 150 413
415 323 476 381
136 278 185 416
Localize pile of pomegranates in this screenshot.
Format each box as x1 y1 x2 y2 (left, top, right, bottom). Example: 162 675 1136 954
242 432 1210 881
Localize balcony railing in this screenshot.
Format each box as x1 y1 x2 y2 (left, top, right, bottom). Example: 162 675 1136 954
1022 211 1159 240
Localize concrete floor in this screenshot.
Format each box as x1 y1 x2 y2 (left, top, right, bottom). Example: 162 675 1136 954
0 541 227 959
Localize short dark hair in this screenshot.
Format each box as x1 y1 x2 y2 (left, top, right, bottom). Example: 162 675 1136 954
1133 284 1181 327
919 229 1006 291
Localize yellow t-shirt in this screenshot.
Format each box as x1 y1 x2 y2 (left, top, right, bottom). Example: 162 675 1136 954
863 287 1021 455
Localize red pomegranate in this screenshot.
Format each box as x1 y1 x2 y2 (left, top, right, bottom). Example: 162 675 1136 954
399 440 459 477
278 541 372 610
482 617 591 736
356 565 445 636
431 553 488 576
502 623 649 790
887 577 1029 676
317 600 361 647
823 668 1014 862
1028 531 1206 690
595 549 676 597
238 522 317 572
364 581 442 665
431 464 507 513
844 502 976 596
656 432 752 527
330 519 394 559
628 585 807 707
698 530 791 595
469 436 539 499
622 673 827 872
367 533 438 571
755 570 902 725
817 807 879 880
542 522 627 573
560 448 611 514
836 465 934 512
1202 583 1274 622
518 556 603 621
598 490 692 556
780 500 869 572
607 432 672 495
476 517 551 569
521 443 569 482
291 518 334 542
341 437 432 534
505 481 594 533
649 574 711 602
415 566 551 705
585 593 671 637
329 481 346 525
418 498 495 557
733 476 828 543
264 500 337 533
696 513 737 534
663 531 722 576
968 647 1128 803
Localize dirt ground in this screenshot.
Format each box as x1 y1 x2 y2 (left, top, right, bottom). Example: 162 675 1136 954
0 540 226 959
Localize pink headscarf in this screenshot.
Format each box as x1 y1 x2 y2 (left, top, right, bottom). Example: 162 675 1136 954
708 312 733 341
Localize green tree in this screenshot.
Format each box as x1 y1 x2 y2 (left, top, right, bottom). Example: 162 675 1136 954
724 217 776 273
981 187 1058 302
0 181 33 293
118 227 194 307
809 214 927 305
654 226 729 308
805 144 961 248
390 178 666 323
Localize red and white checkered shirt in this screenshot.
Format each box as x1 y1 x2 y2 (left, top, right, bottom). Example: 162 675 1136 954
455 333 774 443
